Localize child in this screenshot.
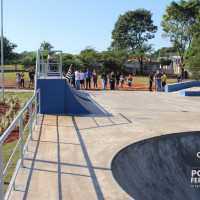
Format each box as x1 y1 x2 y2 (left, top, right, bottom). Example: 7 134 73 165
16 72 21 89
120 73 126 90
127 75 132 90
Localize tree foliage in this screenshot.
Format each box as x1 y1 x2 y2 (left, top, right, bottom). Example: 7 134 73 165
161 0 200 73
20 52 36 68
40 41 54 51
152 47 177 59
101 49 128 73
0 37 17 64
78 46 100 70
62 53 81 72
111 9 157 73
185 33 200 79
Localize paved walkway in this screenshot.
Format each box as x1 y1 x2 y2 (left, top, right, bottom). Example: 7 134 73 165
8 91 200 200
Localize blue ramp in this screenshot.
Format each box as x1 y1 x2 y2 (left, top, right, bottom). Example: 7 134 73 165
37 79 90 114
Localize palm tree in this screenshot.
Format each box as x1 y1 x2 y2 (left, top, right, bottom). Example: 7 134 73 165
40 41 54 51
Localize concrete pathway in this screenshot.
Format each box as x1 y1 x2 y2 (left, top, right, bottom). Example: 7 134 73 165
8 91 200 200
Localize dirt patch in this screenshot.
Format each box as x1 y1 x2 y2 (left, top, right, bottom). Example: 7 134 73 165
0 100 34 145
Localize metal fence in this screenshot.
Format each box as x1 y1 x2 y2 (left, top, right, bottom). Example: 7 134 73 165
0 89 41 200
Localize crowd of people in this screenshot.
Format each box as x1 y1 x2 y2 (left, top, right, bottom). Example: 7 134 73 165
16 69 35 89
149 70 167 92
68 69 134 90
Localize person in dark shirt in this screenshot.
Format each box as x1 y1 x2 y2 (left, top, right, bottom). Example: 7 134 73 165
115 72 120 90
149 72 154 92
154 70 162 92
28 69 35 88
110 71 115 90
71 71 75 88
85 69 92 89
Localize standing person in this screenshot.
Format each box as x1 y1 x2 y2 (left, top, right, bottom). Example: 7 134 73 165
47 52 54 72
71 71 75 88
115 72 120 90
20 70 25 88
75 69 80 90
110 71 115 90
149 72 154 92
16 72 21 89
161 72 167 92
79 70 85 89
105 73 108 89
92 70 98 89
127 75 132 90
85 69 92 89
154 70 162 92
101 71 106 90
120 73 126 90
108 73 112 89
28 69 35 88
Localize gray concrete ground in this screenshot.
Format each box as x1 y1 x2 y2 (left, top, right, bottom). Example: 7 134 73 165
8 90 200 200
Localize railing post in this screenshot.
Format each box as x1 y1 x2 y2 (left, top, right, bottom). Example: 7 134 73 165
19 116 24 167
29 103 33 140
0 145 4 200
35 95 38 124
39 89 41 114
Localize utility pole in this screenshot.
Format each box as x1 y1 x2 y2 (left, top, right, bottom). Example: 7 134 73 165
1 0 4 101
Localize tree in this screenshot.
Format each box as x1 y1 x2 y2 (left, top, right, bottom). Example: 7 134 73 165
20 52 36 69
184 32 200 79
78 47 100 70
40 41 54 51
0 37 17 64
161 0 200 76
152 47 177 60
111 9 157 73
101 49 128 73
62 53 82 73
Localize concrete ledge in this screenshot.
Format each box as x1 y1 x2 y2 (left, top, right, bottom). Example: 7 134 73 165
180 90 200 96
165 81 200 92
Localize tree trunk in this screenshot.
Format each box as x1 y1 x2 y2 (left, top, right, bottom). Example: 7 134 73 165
179 55 184 78
138 57 143 74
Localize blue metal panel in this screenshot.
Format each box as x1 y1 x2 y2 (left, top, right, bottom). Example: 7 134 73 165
165 81 200 92
180 90 200 96
37 79 90 114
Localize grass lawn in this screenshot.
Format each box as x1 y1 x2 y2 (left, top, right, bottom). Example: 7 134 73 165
3 65 24 70
0 91 34 194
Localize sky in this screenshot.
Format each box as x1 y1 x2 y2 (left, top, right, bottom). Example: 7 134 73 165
3 0 175 55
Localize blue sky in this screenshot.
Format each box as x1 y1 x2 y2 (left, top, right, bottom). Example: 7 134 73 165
4 0 174 54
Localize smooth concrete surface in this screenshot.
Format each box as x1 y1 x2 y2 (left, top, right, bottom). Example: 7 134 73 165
8 90 200 200
112 132 200 200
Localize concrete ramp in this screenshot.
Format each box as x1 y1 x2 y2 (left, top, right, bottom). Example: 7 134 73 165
112 132 200 200
37 79 104 115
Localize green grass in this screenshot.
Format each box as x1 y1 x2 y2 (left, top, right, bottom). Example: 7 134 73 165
0 92 35 194
0 72 29 79
3 65 24 70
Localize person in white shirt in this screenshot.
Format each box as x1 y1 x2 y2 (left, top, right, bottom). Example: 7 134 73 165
75 70 80 90
47 52 54 71
79 70 85 89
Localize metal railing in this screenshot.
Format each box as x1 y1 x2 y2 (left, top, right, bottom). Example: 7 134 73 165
0 89 41 200
36 50 63 79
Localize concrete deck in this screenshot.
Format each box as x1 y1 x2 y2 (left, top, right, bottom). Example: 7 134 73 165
8 90 200 200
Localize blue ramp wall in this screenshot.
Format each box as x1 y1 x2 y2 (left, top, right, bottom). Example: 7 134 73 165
37 79 90 114
165 81 200 92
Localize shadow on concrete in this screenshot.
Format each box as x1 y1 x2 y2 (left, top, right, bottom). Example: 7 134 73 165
112 131 200 200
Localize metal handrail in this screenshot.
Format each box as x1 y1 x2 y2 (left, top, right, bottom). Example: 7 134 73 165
0 89 41 200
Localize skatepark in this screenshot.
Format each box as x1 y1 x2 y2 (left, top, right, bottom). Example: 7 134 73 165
1 50 200 199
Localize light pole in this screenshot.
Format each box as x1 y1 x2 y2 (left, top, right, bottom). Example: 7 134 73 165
1 0 4 101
